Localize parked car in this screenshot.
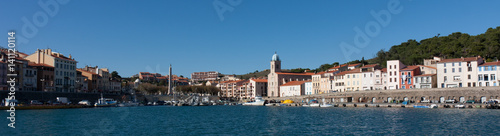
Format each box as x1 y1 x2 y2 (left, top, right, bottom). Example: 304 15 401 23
445 99 456 103
30 100 43 105
465 100 475 104
421 100 430 103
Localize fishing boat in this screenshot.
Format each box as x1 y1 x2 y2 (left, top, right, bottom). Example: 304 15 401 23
304 99 320 107
94 94 117 107
454 104 465 108
243 96 266 106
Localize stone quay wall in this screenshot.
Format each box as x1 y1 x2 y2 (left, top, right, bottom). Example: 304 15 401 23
0 90 122 104
265 87 500 103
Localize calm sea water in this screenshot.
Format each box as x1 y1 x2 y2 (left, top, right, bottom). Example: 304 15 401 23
2 106 500 135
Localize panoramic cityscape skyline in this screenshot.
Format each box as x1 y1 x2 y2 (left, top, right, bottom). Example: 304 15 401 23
1 1 500 77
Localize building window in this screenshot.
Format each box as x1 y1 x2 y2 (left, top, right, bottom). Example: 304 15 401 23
452 63 455 66
452 68 455 73
390 78 392 82
492 74 496 80
444 69 447 73
484 74 489 81
479 67 482 71
459 62 461 66
468 74 471 79
390 65 392 69
444 76 447 82
444 63 447 67
478 74 482 81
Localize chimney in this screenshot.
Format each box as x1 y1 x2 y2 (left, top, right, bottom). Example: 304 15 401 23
48 49 52 55
69 54 72 59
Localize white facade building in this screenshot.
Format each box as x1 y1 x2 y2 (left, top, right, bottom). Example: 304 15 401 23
477 61 499 87
437 57 483 88
386 60 406 90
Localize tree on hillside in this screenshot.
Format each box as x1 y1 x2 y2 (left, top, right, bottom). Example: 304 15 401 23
111 71 121 79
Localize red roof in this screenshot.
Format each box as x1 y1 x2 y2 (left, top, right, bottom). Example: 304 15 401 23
361 64 378 68
281 81 306 86
381 68 387 72
420 65 437 69
28 63 54 67
51 54 76 62
275 72 315 76
348 63 361 67
480 61 500 66
401 66 420 71
438 57 480 63
251 79 268 83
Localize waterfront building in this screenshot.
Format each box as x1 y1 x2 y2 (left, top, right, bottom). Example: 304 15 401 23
219 80 246 98
477 61 499 87
25 49 77 92
437 56 483 88
191 71 219 82
111 79 122 93
23 63 37 91
320 71 338 93
221 75 240 81
75 70 88 92
279 81 306 97
386 60 406 90
249 78 268 98
344 68 362 91
414 74 437 88
399 66 421 89
418 65 437 75
80 66 111 92
304 81 312 95
373 68 387 90
423 57 441 68
0 61 6 90
77 69 100 92
332 70 351 92
267 53 313 97
360 64 381 90
30 63 54 92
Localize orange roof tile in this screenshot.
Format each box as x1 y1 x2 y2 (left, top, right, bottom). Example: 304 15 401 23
401 66 420 71
380 68 387 72
51 54 76 62
420 65 437 69
438 57 480 63
281 81 306 86
361 64 378 68
275 72 315 76
348 63 361 67
480 61 500 66
251 79 268 82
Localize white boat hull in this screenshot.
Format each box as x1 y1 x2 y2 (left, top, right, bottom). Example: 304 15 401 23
320 104 333 107
243 101 265 106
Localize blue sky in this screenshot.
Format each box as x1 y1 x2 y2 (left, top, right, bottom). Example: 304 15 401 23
1 0 500 78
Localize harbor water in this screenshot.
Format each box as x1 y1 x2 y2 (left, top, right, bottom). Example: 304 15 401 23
2 106 500 135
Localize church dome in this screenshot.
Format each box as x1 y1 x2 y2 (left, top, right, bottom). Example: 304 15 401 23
272 52 280 61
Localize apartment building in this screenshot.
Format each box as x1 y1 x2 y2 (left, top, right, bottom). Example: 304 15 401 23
399 66 421 89
477 61 499 87
191 71 219 82
360 64 381 90
386 60 406 90
437 56 483 88
280 81 306 97
249 78 268 98
25 49 77 92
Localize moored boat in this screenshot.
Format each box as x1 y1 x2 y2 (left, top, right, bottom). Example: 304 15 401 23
243 96 266 106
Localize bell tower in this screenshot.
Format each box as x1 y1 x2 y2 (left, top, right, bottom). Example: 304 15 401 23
271 52 281 73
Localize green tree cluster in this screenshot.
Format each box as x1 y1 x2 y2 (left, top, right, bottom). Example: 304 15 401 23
373 26 500 67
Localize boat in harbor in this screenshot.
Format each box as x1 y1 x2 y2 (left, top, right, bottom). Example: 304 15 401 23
94 94 117 107
413 104 438 108
320 98 333 108
117 101 139 107
243 96 266 106
454 104 465 108
303 99 320 107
